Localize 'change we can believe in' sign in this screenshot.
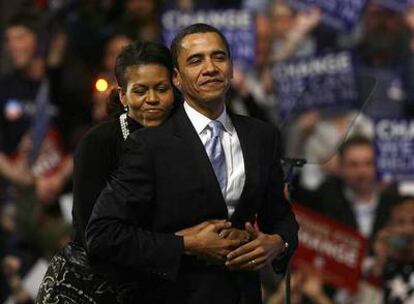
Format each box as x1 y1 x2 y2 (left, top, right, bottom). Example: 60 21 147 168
161 9 255 67
285 0 368 31
272 50 359 120
375 118 414 182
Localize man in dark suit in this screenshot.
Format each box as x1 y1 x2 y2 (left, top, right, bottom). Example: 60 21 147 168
86 24 298 303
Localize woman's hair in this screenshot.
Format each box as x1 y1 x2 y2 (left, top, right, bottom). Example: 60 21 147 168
107 40 174 115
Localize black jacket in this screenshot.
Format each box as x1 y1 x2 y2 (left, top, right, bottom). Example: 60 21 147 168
86 105 298 304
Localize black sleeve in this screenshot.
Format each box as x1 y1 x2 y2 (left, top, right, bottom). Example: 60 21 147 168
257 126 299 274
71 126 114 247
85 132 184 281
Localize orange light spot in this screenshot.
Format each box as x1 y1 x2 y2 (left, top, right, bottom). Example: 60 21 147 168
95 78 108 92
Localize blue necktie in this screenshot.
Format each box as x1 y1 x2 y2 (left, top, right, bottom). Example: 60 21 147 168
205 121 227 196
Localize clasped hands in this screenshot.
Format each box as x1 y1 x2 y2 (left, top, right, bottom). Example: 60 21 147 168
177 220 286 271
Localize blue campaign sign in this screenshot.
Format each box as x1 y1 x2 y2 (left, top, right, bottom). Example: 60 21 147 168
272 50 359 120
285 0 368 31
375 118 414 182
161 9 255 67
373 0 408 11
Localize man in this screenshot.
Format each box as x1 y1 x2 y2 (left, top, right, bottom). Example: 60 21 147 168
86 24 298 303
309 136 399 243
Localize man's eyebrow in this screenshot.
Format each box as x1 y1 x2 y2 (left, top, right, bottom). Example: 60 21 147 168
186 49 228 62
211 50 227 56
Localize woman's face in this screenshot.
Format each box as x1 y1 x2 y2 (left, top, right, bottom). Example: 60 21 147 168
120 64 174 127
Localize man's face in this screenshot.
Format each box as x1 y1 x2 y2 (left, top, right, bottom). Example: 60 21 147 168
5 26 37 69
340 145 375 193
173 32 233 108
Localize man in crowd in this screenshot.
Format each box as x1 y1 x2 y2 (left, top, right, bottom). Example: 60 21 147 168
297 136 399 243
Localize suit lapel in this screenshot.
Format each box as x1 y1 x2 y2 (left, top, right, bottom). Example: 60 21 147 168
171 106 228 217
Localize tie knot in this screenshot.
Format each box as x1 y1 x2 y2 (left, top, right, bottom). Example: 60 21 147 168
208 120 224 138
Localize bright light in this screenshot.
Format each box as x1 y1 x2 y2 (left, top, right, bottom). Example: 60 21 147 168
95 78 108 92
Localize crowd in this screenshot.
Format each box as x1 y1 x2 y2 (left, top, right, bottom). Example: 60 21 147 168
0 0 413 303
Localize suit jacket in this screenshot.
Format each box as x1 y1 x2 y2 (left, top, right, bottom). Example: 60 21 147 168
86 105 298 304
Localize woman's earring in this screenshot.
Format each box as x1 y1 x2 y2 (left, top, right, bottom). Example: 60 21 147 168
124 105 128 112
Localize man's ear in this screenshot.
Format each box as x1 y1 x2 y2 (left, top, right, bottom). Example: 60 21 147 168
173 68 182 90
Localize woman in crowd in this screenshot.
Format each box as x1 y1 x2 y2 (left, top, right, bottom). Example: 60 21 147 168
36 40 177 303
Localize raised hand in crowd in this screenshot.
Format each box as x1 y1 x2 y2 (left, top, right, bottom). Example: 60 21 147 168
2 256 33 304
293 7 322 39
47 31 68 68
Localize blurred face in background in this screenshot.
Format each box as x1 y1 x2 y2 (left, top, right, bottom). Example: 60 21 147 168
5 25 37 69
255 14 272 68
404 6 414 36
389 200 414 261
103 35 132 72
125 0 156 20
361 4 406 66
339 144 376 194
120 64 174 127
271 2 295 39
92 35 132 122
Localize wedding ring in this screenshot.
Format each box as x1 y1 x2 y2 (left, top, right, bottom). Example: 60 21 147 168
250 259 256 265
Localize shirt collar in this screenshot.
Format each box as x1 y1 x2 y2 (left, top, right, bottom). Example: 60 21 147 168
344 186 378 211
183 101 234 135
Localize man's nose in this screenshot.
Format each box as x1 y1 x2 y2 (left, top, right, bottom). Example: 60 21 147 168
203 58 218 75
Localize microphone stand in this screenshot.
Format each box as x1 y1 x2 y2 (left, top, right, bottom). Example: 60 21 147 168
280 157 306 304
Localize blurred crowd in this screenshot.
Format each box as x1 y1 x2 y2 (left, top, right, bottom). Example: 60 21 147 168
0 0 413 303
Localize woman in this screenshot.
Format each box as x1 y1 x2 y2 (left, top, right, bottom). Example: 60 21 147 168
36 41 176 304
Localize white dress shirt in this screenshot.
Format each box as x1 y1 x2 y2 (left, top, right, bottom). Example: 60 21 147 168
184 102 245 217
344 187 379 238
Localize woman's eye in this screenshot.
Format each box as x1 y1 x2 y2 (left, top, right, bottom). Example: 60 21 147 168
134 89 146 95
157 86 170 92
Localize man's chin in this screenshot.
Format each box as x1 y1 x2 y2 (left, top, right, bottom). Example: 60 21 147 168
200 91 228 104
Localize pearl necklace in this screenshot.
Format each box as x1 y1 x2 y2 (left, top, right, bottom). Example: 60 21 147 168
119 113 129 141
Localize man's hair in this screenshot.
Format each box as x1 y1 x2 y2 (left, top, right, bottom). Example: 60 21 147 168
338 135 373 158
6 10 42 35
170 23 232 69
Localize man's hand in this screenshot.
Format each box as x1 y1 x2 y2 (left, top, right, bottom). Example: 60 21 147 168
176 219 227 236
183 221 244 264
225 222 286 271
219 227 250 243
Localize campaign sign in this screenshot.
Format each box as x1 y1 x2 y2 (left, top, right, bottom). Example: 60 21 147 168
375 118 414 182
272 51 359 120
291 204 368 292
161 9 255 67
374 0 408 12
285 0 368 31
